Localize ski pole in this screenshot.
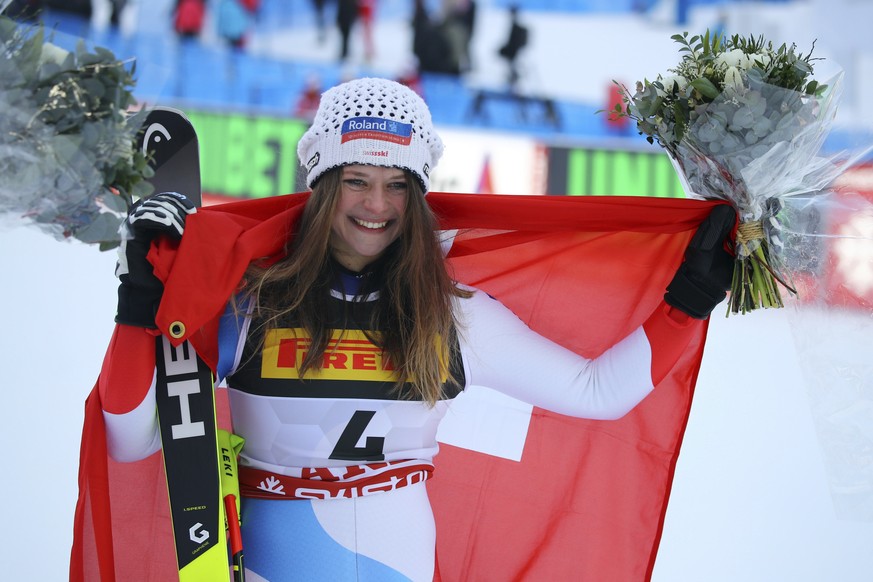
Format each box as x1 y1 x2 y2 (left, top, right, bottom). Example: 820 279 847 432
219 430 246 582
224 494 245 582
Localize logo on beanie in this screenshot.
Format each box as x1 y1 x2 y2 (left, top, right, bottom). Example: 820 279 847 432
306 153 320 171
341 117 412 146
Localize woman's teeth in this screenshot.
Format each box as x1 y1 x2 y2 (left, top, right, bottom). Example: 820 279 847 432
354 218 388 229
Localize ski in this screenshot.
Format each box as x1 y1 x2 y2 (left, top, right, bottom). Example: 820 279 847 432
138 107 236 581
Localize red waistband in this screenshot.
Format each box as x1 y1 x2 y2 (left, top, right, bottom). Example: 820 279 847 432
240 460 434 500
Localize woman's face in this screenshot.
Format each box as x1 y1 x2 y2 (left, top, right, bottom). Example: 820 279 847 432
330 165 409 271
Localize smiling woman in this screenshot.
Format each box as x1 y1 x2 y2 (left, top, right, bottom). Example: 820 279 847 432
92 76 738 581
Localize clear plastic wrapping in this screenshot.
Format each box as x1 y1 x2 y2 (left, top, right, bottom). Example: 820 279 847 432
772 187 873 521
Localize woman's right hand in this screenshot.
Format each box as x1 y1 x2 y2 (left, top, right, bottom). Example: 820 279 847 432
115 192 196 328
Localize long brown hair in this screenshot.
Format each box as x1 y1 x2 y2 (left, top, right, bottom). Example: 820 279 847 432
241 167 469 404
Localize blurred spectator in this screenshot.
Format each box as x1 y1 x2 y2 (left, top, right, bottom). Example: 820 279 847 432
217 0 252 50
174 0 206 40
358 0 375 62
412 0 458 75
294 75 323 122
310 0 329 44
498 4 528 90
108 0 127 26
411 0 429 66
90 0 128 27
89 0 138 35
337 0 358 61
441 0 476 73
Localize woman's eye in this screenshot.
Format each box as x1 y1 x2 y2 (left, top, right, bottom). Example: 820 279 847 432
388 182 408 192
343 179 366 190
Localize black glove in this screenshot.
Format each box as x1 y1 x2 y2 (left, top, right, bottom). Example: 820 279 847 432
665 204 736 319
115 192 197 328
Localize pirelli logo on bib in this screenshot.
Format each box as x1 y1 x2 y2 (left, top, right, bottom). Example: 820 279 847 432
262 329 398 381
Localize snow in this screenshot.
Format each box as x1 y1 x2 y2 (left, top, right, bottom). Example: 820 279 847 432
0 225 117 581
4 0 873 579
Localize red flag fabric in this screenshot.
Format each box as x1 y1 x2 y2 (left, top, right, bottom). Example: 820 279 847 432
71 192 718 581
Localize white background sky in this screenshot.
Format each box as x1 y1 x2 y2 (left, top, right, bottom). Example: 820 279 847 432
3 0 873 580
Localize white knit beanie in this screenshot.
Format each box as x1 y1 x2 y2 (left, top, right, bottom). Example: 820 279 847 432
296 77 444 192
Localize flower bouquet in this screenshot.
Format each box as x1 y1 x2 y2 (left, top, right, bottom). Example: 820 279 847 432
613 31 864 315
0 14 153 250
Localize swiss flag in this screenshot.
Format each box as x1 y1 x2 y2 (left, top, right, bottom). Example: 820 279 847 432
72 192 716 581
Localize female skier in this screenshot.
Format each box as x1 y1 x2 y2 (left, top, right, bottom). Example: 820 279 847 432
104 77 735 581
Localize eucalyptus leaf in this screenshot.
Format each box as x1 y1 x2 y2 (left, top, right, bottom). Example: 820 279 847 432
690 77 720 99
732 107 755 129
73 212 123 244
82 76 105 99
721 132 742 152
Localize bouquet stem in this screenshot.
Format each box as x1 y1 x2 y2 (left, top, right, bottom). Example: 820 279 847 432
728 220 791 315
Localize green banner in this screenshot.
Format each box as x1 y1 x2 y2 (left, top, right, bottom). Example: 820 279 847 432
186 111 309 199
554 147 684 198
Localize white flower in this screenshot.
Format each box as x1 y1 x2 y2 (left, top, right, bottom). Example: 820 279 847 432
716 48 747 69
656 74 688 97
38 42 71 67
723 66 745 91
751 52 772 69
